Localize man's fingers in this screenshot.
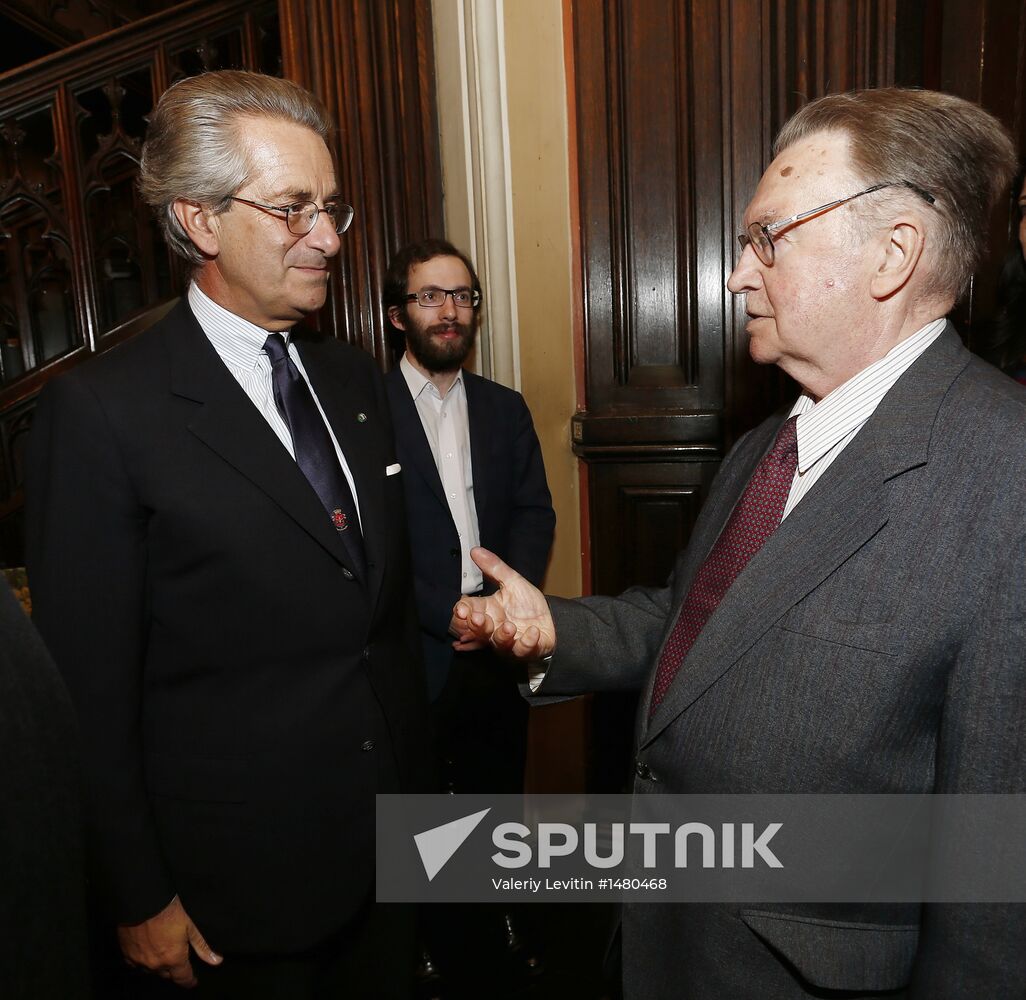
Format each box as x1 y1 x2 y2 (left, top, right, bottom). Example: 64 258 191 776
470 547 516 585
512 625 545 659
167 957 198 988
187 923 222 966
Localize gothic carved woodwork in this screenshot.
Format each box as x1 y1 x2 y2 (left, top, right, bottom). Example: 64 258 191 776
0 0 281 565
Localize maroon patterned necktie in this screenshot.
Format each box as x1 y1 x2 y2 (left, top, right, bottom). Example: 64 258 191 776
648 416 799 714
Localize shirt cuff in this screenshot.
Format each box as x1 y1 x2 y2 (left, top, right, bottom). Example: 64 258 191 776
528 655 553 692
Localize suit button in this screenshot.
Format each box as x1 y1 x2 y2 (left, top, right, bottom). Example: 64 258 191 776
361 740 375 752
635 760 651 781
362 646 370 660
342 567 354 580
450 548 459 558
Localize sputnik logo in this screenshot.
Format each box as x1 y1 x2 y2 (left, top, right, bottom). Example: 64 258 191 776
413 808 491 881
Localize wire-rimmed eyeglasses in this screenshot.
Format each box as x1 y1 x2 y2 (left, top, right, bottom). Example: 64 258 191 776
405 287 482 308
737 180 936 266
229 196 355 236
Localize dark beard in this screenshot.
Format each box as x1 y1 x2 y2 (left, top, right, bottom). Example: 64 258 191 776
406 319 475 373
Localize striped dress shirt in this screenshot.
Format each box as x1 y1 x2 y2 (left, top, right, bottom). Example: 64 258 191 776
781 318 946 520
187 282 362 523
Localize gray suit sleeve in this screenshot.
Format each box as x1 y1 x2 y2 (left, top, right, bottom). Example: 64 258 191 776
538 583 675 695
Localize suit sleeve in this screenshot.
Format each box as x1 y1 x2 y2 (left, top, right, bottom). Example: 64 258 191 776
502 394 556 587
25 375 175 924
533 423 766 697
910 531 1026 996
540 584 675 695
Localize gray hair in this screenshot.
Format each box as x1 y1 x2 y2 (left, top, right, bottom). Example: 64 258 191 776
774 88 1016 300
138 70 334 265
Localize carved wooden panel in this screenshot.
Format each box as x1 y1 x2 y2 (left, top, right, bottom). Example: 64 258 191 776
0 0 280 565
589 462 719 594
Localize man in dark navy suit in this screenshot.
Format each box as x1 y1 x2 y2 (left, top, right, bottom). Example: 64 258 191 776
27 71 428 998
384 239 554 794
384 239 554 989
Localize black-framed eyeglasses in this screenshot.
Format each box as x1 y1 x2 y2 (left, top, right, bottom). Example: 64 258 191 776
737 180 936 266
229 196 355 236
405 286 481 308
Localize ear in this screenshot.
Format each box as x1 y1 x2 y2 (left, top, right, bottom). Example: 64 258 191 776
387 305 407 331
172 198 220 258
869 220 924 300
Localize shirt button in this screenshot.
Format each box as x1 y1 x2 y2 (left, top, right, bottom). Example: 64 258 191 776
462 572 467 579
361 740 375 752
446 452 453 459
450 492 456 499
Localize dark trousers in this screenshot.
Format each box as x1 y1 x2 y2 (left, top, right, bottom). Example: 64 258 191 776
430 647 529 796
110 900 415 1000
422 649 534 994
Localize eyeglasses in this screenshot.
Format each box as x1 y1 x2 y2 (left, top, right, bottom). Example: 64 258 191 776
737 180 936 266
405 287 481 308
228 196 355 236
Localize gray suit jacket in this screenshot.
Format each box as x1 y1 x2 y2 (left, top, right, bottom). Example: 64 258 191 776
542 324 1026 999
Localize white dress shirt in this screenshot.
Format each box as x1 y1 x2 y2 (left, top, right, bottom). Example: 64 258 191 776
187 283 361 524
399 353 483 593
781 318 946 519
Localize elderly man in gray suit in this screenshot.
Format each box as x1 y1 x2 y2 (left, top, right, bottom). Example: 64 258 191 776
455 88 1026 999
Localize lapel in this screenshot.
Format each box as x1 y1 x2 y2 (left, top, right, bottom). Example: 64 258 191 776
463 371 491 524
386 367 448 509
297 334 386 610
642 323 971 746
164 301 361 580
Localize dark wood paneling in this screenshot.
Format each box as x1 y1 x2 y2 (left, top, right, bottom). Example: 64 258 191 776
589 461 719 594
280 0 443 366
930 0 1026 345
572 0 922 606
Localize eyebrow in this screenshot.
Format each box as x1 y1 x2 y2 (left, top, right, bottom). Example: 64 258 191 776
264 188 341 204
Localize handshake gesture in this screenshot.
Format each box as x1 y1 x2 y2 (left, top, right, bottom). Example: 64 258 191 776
452 547 557 659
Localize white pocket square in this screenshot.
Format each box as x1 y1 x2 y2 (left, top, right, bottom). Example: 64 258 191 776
385 463 402 476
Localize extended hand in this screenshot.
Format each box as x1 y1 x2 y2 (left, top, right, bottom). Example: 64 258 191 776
453 547 556 659
118 895 222 988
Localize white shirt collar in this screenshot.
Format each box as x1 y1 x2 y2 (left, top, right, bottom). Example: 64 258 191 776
788 318 947 474
399 352 463 401
188 283 290 369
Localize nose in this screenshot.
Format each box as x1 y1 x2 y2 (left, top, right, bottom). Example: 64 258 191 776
438 293 458 321
304 208 342 257
727 240 762 294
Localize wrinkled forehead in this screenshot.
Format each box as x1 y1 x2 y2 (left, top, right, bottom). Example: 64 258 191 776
744 131 859 226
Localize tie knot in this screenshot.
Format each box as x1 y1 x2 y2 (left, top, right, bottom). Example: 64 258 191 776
263 333 289 364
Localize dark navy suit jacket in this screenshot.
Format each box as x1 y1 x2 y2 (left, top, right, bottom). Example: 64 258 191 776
27 300 430 955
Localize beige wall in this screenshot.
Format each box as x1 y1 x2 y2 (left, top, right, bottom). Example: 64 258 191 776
501 0 580 599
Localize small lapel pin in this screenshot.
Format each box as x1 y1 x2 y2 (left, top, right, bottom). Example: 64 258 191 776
331 509 349 531
356 412 367 423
